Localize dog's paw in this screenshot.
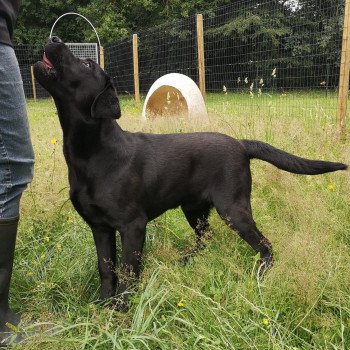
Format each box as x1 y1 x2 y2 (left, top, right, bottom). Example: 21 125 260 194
92 296 129 312
257 255 274 280
92 298 110 308
178 254 190 265
178 245 202 265
110 296 129 313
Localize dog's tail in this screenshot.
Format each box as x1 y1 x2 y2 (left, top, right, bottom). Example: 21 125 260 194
241 140 347 175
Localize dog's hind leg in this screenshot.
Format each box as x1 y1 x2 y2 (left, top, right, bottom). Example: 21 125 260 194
180 204 212 263
91 226 117 302
116 216 147 311
215 199 273 277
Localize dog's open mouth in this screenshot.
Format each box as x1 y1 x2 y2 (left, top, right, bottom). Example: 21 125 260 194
40 50 58 78
43 52 54 70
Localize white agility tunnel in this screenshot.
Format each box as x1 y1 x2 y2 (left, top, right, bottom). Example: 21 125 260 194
141 73 208 122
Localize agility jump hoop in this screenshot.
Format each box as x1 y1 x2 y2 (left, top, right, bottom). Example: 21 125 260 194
50 12 104 69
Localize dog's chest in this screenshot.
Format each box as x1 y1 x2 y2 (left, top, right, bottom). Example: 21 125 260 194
69 186 114 227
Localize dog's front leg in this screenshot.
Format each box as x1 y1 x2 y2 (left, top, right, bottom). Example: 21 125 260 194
91 226 117 302
116 217 147 311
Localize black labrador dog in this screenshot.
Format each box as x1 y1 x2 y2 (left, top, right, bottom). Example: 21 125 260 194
34 37 347 308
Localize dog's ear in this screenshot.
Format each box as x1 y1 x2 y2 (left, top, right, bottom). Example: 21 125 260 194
91 83 121 119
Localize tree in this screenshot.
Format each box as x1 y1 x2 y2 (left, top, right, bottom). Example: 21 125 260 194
14 0 232 44
14 0 90 44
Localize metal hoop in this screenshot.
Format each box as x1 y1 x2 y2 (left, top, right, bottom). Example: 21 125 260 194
50 12 101 47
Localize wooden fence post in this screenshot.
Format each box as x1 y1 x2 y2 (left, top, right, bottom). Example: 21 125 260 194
30 65 37 102
196 14 206 99
133 34 141 104
337 0 350 138
99 46 105 70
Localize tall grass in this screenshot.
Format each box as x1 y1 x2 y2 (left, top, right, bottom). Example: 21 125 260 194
11 92 350 349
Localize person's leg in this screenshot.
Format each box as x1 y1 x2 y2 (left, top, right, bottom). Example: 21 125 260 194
0 218 20 331
0 43 34 345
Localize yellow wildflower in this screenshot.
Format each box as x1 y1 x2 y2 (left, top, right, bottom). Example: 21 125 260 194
40 254 46 260
177 299 185 308
44 235 50 242
56 243 62 252
27 272 33 277
262 318 269 326
50 138 57 145
327 184 335 191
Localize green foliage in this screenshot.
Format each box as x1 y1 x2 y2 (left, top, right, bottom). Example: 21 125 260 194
16 0 323 45
14 0 89 43
207 11 292 47
77 1 129 43
13 0 230 44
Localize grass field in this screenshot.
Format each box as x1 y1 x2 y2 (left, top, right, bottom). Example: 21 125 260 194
10 92 350 349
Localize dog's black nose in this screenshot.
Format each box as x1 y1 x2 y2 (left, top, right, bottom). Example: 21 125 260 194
51 36 62 43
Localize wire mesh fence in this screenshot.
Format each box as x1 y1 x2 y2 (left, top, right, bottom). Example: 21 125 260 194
204 0 343 93
202 0 343 120
138 16 197 94
14 44 50 99
103 0 344 121
15 0 346 123
105 38 134 95
14 43 100 99
104 17 198 96
66 43 99 63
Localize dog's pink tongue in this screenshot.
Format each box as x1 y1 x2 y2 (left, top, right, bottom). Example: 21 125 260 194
43 52 54 69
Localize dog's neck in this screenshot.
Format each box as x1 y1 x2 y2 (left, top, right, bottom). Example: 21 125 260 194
55 100 120 131
54 101 129 161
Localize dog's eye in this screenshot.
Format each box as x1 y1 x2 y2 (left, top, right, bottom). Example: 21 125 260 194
83 61 91 68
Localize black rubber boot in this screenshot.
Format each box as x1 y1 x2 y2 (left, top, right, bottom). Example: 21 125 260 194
0 217 22 347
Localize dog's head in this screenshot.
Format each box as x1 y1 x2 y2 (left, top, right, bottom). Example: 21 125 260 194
34 37 121 119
